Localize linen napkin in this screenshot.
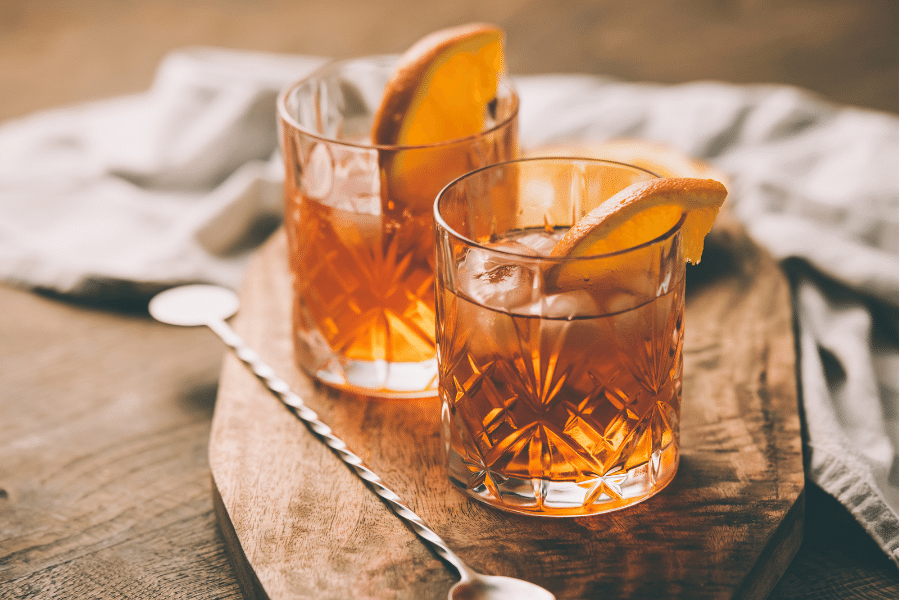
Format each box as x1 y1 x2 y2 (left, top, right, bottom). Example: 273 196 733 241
0 47 326 299
1 47 896 562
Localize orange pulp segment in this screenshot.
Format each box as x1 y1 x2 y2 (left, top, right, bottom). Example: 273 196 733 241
551 177 728 264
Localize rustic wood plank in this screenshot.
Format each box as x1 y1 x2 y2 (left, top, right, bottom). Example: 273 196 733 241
209 216 805 599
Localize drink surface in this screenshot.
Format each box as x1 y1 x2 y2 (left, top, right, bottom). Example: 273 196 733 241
438 228 684 515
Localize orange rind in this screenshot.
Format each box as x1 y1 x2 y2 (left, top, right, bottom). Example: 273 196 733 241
372 23 504 146
551 177 728 263
371 24 506 215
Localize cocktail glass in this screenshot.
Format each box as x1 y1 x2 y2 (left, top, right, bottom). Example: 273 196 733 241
278 56 518 398
434 157 684 515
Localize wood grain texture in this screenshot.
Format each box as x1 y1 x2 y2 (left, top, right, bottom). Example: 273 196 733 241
0 286 242 599
208 218 804 600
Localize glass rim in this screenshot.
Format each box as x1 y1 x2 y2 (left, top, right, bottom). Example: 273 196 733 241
434 155 687 262
276 54 520 151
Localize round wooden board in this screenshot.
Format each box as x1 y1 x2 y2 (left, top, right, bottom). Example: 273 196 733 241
208 215 804 600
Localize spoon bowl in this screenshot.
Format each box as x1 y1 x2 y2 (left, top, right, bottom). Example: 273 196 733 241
149 283 239 326
450 573 556 600
149 284 556 600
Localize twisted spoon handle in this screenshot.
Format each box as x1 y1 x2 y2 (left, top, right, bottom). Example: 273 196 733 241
206 318 471 580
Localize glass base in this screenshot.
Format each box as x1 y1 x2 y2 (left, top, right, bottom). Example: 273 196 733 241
446 443 679 516
299 354 439 399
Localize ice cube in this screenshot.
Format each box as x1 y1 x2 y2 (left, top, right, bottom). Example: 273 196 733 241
534 289 601 319
603 289 641 316
512 230 564 256
303 143 333 201
459 246 539 311
494 288 606 365
330 146 380 214
488 239 542 258
330 205 383 250
454 292 521 363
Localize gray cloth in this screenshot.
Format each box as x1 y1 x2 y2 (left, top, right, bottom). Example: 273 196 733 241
1 48 896 561
0 48 326 298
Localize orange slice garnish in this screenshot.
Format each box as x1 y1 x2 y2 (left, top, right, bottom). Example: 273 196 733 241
372 23 503 145
551 177 728 263
371 24 506 214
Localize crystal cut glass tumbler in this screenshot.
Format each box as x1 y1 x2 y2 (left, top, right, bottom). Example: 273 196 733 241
434 157 684 515
278 56 518 398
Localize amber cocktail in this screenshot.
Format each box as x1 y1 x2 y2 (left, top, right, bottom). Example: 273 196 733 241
435 157 686 515
278 55 517 397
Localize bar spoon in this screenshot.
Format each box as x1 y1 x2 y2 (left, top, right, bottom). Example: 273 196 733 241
149 284 555 600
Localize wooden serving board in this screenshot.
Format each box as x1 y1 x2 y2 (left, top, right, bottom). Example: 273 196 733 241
209 215 804 600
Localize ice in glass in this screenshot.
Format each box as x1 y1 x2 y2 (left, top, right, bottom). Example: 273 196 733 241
278 54 518 397
435 158 685 515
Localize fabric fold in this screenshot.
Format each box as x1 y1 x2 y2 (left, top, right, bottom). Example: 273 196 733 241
0 47 326 297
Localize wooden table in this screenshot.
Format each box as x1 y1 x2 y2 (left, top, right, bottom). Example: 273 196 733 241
1 1 897 598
